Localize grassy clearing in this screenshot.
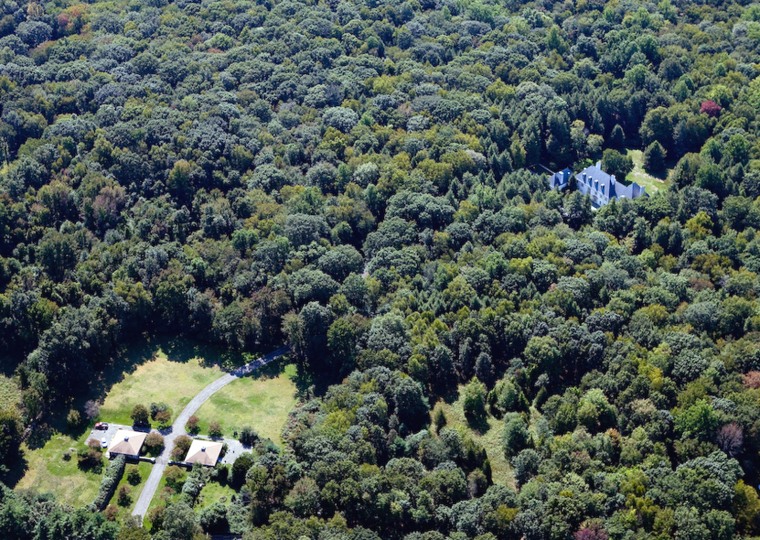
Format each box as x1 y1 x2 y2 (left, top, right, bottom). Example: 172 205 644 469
107 461 153 521
196 480 235 510
14 342 223 507
0 374 20 411
100 353 223 426
433 388 514 488
626 149 672 194
195 363 299 445
15 432 103 507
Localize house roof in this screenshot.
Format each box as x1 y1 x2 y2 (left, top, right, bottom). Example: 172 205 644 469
548 167 573 189
184 439 224 466
575 161 646 200
107 429 147 457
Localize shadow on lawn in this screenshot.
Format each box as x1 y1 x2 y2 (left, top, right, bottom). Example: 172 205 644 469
2 452 28 488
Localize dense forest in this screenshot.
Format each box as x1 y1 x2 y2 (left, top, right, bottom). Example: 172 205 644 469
1 0 760 538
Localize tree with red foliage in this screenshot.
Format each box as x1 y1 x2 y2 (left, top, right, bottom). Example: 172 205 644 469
742 371 760 389
575 523 608 540
717 422 744 457
700 100 721 117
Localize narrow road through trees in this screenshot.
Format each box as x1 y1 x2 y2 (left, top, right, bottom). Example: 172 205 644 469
131 346 288 520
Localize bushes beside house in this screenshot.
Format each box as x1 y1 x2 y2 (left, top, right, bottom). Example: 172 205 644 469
181 465 210 503
171 435 193 461
144 432 165 456
91 455 126 511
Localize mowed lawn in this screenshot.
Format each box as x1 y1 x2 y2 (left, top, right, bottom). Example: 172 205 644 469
100 353 224 426
15 432 103 507
433 388 514 488
195 363 298 444
626 148 672 194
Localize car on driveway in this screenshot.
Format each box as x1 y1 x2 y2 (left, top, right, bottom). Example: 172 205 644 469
94 422 108 430
100 437 108 448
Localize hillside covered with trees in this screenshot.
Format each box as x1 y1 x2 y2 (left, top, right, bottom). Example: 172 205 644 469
1 0 760 538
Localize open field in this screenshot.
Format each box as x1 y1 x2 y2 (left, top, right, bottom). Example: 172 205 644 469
99 353 224 426
195 363 299 445
433 388 514 488
626 149 672 194
15 432 103 507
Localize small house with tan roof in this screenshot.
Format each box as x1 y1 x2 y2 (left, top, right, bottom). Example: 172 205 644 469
107 429 147 459
184 439 224 467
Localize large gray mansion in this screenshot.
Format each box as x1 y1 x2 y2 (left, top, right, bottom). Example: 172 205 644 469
548 161 647 207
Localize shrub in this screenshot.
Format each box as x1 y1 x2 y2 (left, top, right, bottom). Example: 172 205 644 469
91 455 126 510
154 409 172 429
127 468 141 485
230 453 254 489
66 409 81 430
150 402 170 420
104 505 118 521
165 465 186 491
172 435 193 461
144 432 164 456
181 465 209 503
211 464 229 485
78 439 103 471
147 506 165 530
117 485 132 507
209 421 223 438
131 404 149 427
186 415 200 435
84 400 100 421
463 378 487 426
434 407 447 432
239 427 258 447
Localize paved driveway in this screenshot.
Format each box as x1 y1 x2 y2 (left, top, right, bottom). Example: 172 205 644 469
131 346 288 520
84 423 132 450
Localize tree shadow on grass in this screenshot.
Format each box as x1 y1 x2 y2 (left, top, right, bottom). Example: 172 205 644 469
464 412 491 436
2 453 28 488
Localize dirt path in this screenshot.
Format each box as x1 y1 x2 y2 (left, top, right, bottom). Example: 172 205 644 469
131 346 288 520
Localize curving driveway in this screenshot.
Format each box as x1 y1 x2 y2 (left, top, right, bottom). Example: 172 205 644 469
131 346 288 520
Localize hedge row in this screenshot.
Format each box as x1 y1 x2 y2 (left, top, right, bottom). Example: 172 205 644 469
91 455 126 511
180 465 206 504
